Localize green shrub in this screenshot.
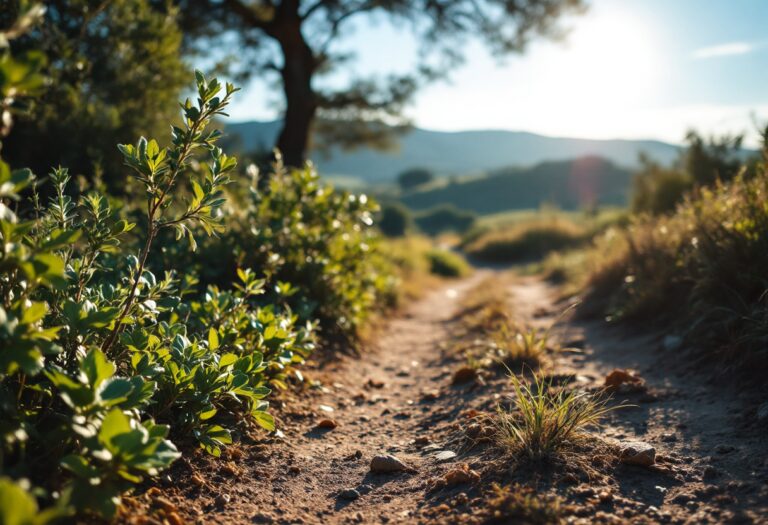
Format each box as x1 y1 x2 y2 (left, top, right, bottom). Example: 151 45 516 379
631 132 746 216
228 159 394 338
378 202 413 237
426 248 470 277
0 70 315 520
414 204 476 236
464 219 586 264
397 167 434 192
631 157 692 215
3 0 189 189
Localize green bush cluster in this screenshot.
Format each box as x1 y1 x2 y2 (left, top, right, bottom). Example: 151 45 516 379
0 72 315 520
413 204 476 236
175 160 395 340
242 162 395 336
378 202 413 237
426 249 471 277
631 132 745 216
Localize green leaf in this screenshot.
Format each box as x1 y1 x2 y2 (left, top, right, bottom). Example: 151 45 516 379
21 302 47 324
0 477 38 525
81 349 115 389
208 327 219 350
98 409 131 446
252 411 276 432
98 378 133 406
219 353 237 367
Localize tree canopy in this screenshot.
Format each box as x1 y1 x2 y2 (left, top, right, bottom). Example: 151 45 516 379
3 0 188 189
171 0 586 166
398 167 434 191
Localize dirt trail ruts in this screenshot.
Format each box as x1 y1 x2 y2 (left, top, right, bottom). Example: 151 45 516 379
158 272 488 524
150 271 768 524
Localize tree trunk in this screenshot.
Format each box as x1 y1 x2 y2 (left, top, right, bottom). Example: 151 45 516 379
276 22 316 168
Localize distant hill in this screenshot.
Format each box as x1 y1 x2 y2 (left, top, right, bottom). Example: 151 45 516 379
400 156 633 214
224 120 680 182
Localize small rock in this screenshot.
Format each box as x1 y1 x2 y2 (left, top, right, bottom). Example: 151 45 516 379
370 454 415 473
353 393 367 404
620 441 656 467
443 464 480 486
433 450 457 462
715 444 735 454
166 512 184 525
413 436 430 447
396 368 410 377
214 494 230 507
421 390 440 402
661 433 677 443
452 366 477 384
252 512 275 523
344 450 363 461
339 488 360 500
605 369 644 390
190 473 205 487
221 461 239 476
152 496 177 513
366 378 385 389
316 419 338 429
357 484 373 495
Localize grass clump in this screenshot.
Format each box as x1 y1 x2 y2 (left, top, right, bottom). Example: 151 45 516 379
495 374 614 461
490 325 550 368
426 248 471 277
540 131 768 376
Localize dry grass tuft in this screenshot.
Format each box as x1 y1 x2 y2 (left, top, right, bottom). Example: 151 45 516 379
490 324 550 369
494 373 617 461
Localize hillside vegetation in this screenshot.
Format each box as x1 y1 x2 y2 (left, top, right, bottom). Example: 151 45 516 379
541 132 768 376
401 156 633 214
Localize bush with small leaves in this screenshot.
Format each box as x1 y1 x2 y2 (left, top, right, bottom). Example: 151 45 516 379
0 68 313 520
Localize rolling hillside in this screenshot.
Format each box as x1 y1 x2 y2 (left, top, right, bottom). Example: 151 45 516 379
400 156 633 213
224 120 680 182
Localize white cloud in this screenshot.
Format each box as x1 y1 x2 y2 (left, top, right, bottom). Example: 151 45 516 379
693 42 754 59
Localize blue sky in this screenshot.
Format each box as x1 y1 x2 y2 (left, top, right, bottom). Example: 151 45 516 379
228 0 768 146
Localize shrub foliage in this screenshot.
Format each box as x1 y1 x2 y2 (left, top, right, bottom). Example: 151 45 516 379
0 70 320 520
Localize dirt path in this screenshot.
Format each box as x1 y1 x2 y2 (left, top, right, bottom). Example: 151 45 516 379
148 271 768 524
154 272 488 524
508 276 768 524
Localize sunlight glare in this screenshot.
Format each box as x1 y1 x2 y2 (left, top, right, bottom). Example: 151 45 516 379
548 9 660 110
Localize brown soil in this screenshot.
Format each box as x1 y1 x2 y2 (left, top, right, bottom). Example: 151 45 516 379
125 271 768 524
